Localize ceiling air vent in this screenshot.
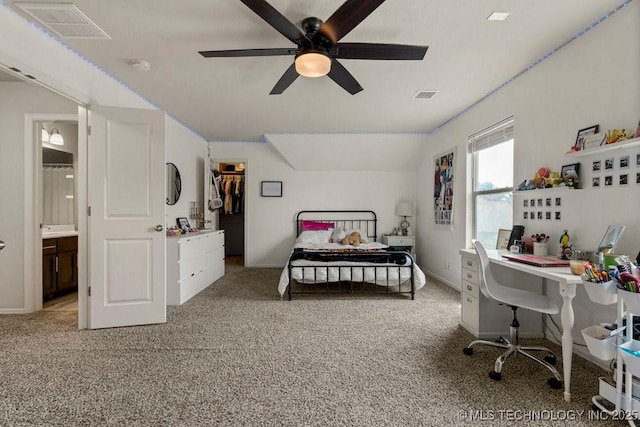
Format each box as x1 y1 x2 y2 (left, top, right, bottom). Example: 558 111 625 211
412 90 438 100
14 2 111 39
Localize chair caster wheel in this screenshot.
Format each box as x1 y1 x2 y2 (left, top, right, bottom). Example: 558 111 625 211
489 371 502 381
544 355 556 365
548 378 562 389
463 347 473 356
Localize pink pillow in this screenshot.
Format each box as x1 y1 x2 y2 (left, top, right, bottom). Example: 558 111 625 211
301 220 334 231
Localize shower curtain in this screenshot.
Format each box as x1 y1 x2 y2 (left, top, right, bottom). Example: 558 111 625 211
42 166 74 225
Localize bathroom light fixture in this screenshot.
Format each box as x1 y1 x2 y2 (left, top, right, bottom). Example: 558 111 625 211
41 126 49 143
49 128 64 146
294 49 331 78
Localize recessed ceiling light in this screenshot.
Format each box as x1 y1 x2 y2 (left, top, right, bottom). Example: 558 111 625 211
487 12 510 21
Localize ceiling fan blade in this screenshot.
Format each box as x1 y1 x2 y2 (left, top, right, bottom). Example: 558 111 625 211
334 43 428 60
270 64 299 95
199 48 295 58
327 59 363 95
315 0 385 45
240 0 310 44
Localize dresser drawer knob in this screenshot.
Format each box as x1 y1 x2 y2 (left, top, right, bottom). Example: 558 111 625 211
467 285 472 292
467 273 472 279
466 260 472 266
467 297 472 303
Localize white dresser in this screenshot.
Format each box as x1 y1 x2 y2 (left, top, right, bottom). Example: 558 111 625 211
459 249 543 338
167 230 225 305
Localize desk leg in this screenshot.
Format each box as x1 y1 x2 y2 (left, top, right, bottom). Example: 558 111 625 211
559 282 576 402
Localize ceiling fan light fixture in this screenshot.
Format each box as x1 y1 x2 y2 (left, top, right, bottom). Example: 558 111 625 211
49 128 64 146
295 50 331 78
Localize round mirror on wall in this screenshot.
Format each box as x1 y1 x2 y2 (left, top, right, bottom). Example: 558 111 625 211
166 163 181 205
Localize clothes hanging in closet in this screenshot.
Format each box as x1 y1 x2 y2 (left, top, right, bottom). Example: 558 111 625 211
221 175 244 214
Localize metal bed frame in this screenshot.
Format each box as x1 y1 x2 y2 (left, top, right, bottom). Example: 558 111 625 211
286 210 415 300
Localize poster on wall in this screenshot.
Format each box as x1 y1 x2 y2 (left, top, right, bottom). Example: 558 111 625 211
434 148 455 228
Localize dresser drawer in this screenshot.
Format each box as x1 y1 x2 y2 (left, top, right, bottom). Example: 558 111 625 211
462 267 479 285
179 253 205 280
206 246 225 267
462 255 478 272
461 293 479 329
462 279 479 299
179 235 207 261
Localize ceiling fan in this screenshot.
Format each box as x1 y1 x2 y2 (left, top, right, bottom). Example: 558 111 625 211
198 0 428 95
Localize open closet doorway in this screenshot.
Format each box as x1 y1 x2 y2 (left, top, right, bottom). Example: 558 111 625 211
39 119 80 314
214 160 246 267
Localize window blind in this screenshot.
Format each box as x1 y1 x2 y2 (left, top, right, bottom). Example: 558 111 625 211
468 116 514 152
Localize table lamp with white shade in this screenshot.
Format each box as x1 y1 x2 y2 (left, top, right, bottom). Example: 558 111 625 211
396 202 414 236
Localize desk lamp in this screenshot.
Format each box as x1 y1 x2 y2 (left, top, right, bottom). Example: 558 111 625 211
396 202 414 236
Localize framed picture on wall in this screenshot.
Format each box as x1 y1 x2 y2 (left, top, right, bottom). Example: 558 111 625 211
261 181 283 197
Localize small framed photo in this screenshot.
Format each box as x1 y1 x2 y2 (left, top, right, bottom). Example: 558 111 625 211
636 172 640 184
261 181 283 197
523 199 528 208
592 177 600 187
523 211 528 220
530 199 535 207
605 175 613 186
555 211 561 221
176 217 190 230
592 160 601 173
605 158 614 170
575 124 599 151
537 211 543 220
636 154 640 167
555 197 561 206
561 163 580 188
545 211 551 220
620 155 629 169
530 211 535 219
496 228 512 249
620 174 628 185
537 198 543 207
545 198 551 207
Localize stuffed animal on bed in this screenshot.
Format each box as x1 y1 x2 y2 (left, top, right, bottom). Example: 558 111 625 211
340 231 365 247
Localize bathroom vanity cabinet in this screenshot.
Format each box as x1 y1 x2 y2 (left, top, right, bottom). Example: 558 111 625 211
42 236 78 301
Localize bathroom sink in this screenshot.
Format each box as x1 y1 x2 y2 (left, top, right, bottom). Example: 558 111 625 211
42 231 78 238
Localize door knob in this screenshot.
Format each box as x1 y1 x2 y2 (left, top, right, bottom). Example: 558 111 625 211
0 240 4 251
154 225 164 232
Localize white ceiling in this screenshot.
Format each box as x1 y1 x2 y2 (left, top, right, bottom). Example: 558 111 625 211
4 0 626 141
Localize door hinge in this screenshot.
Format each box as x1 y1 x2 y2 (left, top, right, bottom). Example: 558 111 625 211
88 286 91 296
87 206 91 216
87 125 91 136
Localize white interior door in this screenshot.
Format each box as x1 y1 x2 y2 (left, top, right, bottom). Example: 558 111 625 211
88 105 166 329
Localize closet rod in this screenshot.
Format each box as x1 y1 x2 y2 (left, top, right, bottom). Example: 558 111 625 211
43 163 74 167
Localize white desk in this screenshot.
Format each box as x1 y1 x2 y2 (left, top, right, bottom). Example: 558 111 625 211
461 248 581 402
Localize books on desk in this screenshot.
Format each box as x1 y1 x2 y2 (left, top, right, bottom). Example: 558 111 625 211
502 253 570 267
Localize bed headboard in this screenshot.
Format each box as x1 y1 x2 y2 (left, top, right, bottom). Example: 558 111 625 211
295 210 377 242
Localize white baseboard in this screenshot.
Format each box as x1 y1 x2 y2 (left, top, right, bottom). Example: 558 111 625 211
424 270 459 291
0 308 27 314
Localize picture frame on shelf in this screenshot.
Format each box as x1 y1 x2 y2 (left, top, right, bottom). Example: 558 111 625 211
575 125 599 151
561 163 580 188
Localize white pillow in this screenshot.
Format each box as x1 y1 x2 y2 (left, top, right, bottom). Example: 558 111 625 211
329 227 348 243
296 229 334 244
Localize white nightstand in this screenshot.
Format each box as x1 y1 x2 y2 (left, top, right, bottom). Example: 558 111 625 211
382 235 415 257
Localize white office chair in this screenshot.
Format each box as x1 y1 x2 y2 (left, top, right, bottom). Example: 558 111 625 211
463 239 563 389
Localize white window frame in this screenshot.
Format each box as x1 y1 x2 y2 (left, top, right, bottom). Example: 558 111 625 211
469 117 514 240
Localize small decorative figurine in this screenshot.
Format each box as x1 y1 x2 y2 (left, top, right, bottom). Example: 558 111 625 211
559 230 572 259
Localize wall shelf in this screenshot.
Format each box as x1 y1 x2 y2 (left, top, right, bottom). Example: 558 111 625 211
565 136 640 158
514 186 581 195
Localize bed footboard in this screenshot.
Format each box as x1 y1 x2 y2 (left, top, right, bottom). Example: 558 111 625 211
286 251 415 300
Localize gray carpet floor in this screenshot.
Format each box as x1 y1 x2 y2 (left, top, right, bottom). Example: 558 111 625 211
0 261 620 426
